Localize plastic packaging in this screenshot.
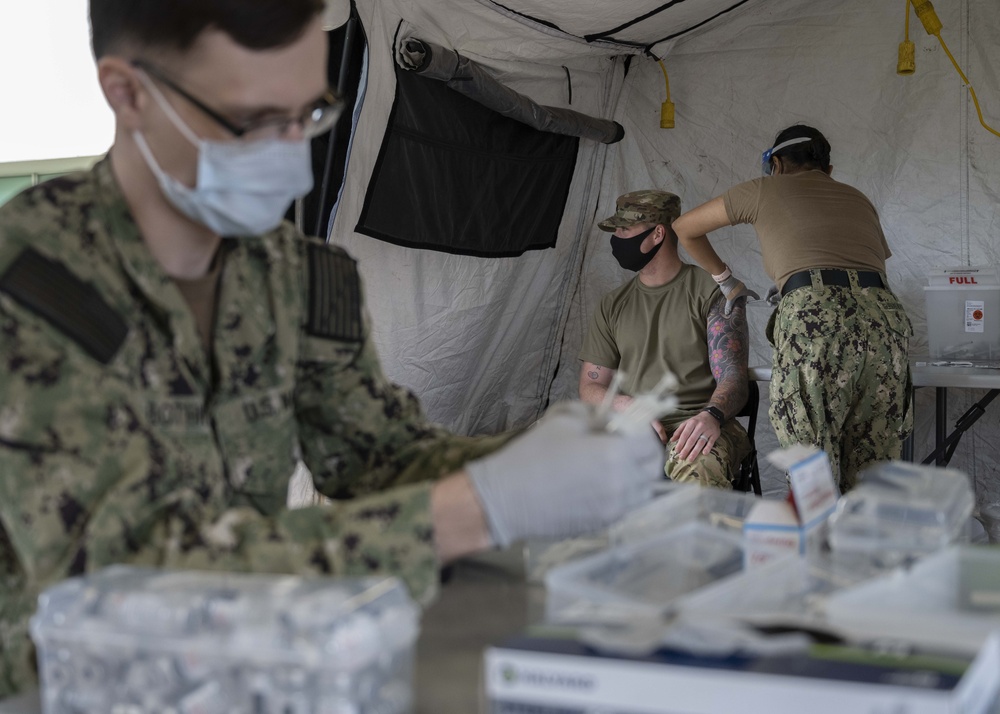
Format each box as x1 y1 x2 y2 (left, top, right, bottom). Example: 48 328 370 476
610 484 758 546
826 546 1000 655
827 462 974 562
677 550 889 628
544 522 746 622
975 501 1000 544
522 532 609 584
30 566 419 714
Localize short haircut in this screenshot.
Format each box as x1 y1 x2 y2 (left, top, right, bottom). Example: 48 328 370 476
90 0 325 59
770 124 832 172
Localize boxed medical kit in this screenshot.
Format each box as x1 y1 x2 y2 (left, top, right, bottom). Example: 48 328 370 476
924 266 1000 360
483 629 1000 714
30 566 419 714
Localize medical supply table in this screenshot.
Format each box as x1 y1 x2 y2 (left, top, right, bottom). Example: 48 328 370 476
750 361 1000 466
4 546 1000 713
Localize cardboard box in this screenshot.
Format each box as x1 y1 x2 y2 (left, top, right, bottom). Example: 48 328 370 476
743 447 838 568
483 631 1000 714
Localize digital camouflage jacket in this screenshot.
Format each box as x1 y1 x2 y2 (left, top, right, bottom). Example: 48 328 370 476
0 159 510 696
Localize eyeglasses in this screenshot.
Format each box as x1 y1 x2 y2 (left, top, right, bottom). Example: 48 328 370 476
760 136 813 175
132 60 344 141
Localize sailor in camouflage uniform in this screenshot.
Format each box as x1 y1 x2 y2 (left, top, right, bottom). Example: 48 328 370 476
0 0 665 697
671 124 912 491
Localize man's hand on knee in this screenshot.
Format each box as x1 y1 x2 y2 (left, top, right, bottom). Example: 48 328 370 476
669 412 721 461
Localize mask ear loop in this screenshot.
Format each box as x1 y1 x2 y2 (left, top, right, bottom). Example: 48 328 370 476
135 69 203 149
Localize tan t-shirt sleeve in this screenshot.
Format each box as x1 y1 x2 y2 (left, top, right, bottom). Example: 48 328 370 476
579 297 621 369
722 178 764 226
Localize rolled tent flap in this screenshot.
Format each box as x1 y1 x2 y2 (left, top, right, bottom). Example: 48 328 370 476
395 38 625 145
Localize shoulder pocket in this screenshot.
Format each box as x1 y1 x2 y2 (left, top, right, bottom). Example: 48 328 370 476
305 243 363 342
0 248 127 364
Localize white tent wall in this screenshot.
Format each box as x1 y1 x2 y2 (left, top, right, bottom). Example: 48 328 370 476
552 0 1000 500
330 0 627 434
329 0 998 501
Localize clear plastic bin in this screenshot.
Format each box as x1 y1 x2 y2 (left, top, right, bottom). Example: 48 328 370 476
544 522 746 622
610 484 758 546
524 485 756 584
826 546 1000 655
827 462 974 561
30 566 419 714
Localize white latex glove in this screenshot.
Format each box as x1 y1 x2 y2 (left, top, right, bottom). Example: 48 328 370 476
467 402 664 548
714 272 761 315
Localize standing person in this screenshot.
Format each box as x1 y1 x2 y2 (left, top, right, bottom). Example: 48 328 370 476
670 124 912 491
579 190 752 489
0 0 664 697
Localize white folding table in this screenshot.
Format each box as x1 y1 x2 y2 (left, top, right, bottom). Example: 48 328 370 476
749 361 1000 466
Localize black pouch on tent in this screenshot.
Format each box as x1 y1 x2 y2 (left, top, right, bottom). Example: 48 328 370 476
356 65 579 257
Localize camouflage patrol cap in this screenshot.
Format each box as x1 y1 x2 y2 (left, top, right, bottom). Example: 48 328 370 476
597 190 681 232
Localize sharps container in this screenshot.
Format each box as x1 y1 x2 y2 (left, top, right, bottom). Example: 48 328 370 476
924 266 1000 359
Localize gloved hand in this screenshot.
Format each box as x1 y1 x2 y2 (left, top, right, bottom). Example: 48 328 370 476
765 285 780 306
466 402 664 548
713 268 761 315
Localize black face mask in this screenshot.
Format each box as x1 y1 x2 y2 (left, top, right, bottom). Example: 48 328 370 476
610 226 661 272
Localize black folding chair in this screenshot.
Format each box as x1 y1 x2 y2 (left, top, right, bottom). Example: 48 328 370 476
731 380 762 496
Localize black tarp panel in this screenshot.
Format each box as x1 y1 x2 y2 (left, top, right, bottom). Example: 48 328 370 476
356 65 579 258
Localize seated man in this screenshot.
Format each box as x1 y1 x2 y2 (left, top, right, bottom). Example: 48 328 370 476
579 190 752 488
0 1 664 697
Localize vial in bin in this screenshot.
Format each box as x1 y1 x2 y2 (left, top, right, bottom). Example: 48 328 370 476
30 567 420 714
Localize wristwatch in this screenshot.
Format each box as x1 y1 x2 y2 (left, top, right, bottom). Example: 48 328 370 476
701 405 725 424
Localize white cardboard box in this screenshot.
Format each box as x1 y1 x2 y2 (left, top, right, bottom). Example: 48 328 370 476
483 630 1000 714
743 447 838 568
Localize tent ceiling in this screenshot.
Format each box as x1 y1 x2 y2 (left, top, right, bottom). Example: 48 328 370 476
482 0 756 48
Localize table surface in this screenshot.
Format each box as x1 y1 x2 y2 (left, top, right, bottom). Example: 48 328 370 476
750 360 1000 389
5 549 1000 713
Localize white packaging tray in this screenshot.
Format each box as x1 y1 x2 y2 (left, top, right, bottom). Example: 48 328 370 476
826 546 1000 655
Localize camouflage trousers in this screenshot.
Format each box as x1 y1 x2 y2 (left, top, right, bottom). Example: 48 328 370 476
767 273 913 492
665 420 752 489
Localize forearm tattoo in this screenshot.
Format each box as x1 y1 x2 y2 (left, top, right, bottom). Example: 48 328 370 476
706 295 750 419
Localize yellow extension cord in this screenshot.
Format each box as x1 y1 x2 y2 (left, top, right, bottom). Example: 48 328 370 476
908 0 1000 139
657 59 675 128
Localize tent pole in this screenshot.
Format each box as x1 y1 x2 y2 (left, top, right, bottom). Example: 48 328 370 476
315 15 359 240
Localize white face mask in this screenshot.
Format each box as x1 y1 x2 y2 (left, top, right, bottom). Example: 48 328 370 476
133 74 314 237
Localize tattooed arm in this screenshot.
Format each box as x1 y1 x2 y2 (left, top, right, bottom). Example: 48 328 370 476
579 361 634 412
579 363 669 443
671 295 749 460
705 294 750 419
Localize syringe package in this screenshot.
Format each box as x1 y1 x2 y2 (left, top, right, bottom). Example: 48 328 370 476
30 566 420 714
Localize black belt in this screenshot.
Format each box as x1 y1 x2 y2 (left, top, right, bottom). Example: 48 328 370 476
780 269 885 298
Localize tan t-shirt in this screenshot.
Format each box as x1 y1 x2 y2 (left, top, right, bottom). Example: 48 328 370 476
723 170 892 290
579 264 721 429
